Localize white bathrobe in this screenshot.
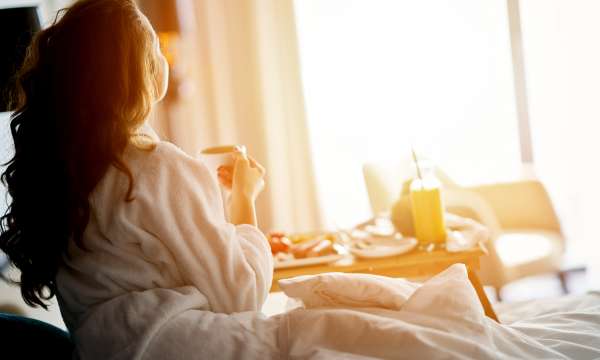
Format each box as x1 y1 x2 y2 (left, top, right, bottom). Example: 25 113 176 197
56 139 279 359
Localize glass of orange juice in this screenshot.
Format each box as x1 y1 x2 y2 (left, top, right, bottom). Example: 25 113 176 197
409 163 447 249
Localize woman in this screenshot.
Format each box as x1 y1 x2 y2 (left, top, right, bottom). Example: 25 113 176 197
0 0 277 358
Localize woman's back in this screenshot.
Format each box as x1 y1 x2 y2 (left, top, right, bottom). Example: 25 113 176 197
56 139 275 358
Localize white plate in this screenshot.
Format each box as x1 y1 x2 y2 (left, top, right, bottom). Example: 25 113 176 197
274 253 344 269
348 237 418 259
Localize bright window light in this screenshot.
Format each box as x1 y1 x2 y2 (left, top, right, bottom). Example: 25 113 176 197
294 0 522 227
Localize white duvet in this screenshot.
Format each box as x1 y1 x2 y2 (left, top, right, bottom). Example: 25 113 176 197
276 264 600 359
68 264 600 359
55 136 600 359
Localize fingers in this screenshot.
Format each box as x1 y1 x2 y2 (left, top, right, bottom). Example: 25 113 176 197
232 150 247 164
228 149 267 200
218 175 232 189
232 150 265 181
247 155 266 176
230 147 264 175
233 152 250 171
233 145 247 155
218 165 234 173
217 165 233 189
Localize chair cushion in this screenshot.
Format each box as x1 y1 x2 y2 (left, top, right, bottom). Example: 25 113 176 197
495 230 563 268
0 312 73 358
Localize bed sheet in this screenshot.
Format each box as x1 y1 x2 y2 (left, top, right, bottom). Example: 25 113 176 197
275 267 600 359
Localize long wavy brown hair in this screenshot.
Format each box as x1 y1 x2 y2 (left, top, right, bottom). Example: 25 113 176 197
0 0 165 308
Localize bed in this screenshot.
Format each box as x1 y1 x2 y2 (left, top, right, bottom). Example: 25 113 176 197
48 264 599 359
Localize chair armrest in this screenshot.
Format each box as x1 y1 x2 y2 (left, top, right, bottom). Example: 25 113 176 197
467 180 562 233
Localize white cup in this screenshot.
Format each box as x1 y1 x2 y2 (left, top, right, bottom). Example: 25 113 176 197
200 145 247 218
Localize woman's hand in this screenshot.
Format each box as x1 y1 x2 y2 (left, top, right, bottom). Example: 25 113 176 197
217 165 234 189
218 153 265 199
219 152 266 226
232 153 265 200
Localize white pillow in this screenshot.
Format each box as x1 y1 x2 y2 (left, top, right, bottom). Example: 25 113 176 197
278 272 420 310
402 263 485 321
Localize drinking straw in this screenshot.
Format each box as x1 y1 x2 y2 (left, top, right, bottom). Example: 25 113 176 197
411 148 423 181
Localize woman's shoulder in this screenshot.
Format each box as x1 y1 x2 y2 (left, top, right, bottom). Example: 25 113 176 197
145 140 189 163
124 124 202 170
119 140 221 213
127 140 198 169
125 140 211 185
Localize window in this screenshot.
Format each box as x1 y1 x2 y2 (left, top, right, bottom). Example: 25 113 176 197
294 0 522 227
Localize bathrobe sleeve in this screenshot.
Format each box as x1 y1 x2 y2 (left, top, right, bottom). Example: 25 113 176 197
129 142 273 314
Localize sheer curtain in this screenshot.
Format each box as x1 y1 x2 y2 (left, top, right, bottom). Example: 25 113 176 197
146 0 323 233
518 0 600 277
